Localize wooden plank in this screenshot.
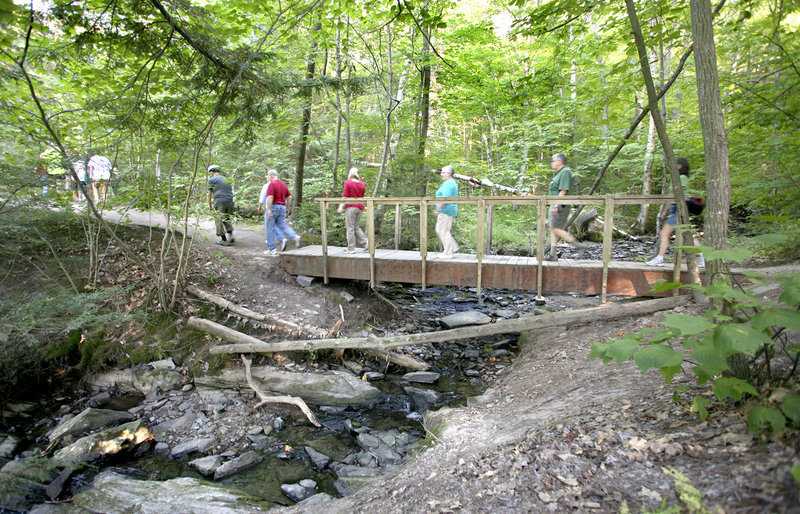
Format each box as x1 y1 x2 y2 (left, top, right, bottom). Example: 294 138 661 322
602 197 614 303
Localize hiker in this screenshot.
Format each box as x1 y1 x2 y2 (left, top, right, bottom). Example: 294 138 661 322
433 165 459 259
646 157 705 267
260 169 300 256
207 164 236 246
87 154 112 204
546 153 587 261
337 167 368 253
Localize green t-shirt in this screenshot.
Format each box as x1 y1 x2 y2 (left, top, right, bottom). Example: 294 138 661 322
548 166 572 196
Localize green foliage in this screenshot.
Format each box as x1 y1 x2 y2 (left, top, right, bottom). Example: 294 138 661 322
591 265 800 435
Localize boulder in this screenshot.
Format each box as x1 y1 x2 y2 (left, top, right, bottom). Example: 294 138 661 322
304 446 331 470
48 408 135 444
439 310 492 328
85 368 183 395
402 371 440 384
0 457 64 511
189 455 223 477
195 368 381 406
171 437 217 458
404 386 440 412
280 479 317 502
213 451 263 480
0 435 21 458
53 420 152 467
71 470 265 513
356 433 402 467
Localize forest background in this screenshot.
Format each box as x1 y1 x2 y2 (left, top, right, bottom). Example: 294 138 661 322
0 0 798 397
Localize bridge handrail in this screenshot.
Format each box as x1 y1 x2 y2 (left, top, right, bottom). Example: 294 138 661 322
313 194 684 302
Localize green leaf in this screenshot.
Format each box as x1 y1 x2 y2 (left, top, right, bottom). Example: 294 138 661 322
746 406 786 434
777 274 800 306
713 324 773 356
589 342 612 364
661 364 682 384
691 397 710 420
700 247 753 263
605 337 640 364
752 309 800 332
649 281 684 293
711 377 758 401
780 393 800 422
661 314 715 337
791 466 800 485
633 345 683 373
753 233 789 245
691 343 730 384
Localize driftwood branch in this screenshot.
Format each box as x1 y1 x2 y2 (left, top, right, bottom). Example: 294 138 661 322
363 348 430 371
240 355 321 427
202 295 692 354
185 285 327 338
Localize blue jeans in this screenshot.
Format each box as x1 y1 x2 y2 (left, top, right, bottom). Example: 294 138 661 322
266 204 297 250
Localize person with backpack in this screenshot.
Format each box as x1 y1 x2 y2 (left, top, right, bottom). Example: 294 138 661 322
545 153 588 261
646 157 705 267
207 164 236 246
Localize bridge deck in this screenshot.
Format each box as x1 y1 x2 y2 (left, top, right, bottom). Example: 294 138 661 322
280 246 692 297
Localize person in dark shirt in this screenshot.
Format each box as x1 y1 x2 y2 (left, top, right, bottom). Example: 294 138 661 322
207 165 235 245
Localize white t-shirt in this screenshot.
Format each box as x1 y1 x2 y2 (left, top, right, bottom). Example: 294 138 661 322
88 155 112 181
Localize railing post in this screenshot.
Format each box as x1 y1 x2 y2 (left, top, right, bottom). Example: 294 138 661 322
367 199 375 289
475 198 485 296
486 188 494 252
394 203 401 250
419 199 428 291
601 197 615 303
536 197 546 300
320 200 328 284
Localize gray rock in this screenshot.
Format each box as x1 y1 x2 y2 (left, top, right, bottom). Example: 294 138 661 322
171 437 217 458
0 457 64 511
148 358 176 370
195 367 381 406
189 455 223 476
0 435 21 458
53 420 152 467
338 291 355 303
305 446 332 470
439 310 492 328
363 371 385 381
402 371 440 384
45 468 72 500
281 481 316 502
295 492 333 506
462 349 480 359
489 349 511 357
404 386 440 412
85 368 183 396
154 442 170 455
71 470 265 513
247 434 274 450
48 408 135 444
296 275 314 287
214 451 263 480
356 433 403 467
493 309 517 319
154 413 198 437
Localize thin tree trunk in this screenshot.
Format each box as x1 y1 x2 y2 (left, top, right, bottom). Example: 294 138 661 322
294 22 322 206
625 0 702 293
635 113 657 232
414 25 432 197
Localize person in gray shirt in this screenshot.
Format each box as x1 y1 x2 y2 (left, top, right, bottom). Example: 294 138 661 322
206 164 235 245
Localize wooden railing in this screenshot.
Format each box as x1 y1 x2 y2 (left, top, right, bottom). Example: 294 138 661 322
315 195 680 302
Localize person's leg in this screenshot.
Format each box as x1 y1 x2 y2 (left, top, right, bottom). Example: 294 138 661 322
436 213 456 256
266 209 277 250
352 208 368 248
274 205 298 244
91 180 100 203
658 224 674 258
345 207 359 251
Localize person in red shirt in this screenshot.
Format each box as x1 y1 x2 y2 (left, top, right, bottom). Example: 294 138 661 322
337 167 369 253
261 170 300 256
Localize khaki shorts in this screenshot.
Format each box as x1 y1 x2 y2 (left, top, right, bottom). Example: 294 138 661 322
548 205 571 230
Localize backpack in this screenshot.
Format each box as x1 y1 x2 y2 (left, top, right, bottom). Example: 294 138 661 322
686 196 705 215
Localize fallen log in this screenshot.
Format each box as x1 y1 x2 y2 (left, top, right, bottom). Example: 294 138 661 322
185 285 327 338
240 355 321 427
201 295 691 354
363 348 430 371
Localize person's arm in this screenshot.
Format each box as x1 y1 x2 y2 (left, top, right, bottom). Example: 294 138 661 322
266 194 274 217
207 190 213 210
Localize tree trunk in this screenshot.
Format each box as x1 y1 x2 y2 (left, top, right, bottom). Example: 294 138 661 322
690 0 731 283
625 0 702 293
294 22 321 206
635 113 657 233
204 295 691 354
414 25 432 197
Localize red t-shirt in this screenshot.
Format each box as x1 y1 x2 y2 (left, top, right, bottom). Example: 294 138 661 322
267 179 290 205
342 179 365 210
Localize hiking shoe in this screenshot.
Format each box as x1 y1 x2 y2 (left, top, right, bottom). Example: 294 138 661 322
438 253 454 259
544 252 558 262
265 249 278 256
573 241 588 259
646 256 665 266
280 239 287 252
227 233 235 244
215 238 230 246
293 235 302 248
343 249 356 254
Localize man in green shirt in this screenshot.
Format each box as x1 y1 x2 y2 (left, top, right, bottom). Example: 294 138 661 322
546 153 587 261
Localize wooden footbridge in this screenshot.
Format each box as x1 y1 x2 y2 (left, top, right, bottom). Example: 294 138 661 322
279 194 700 302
